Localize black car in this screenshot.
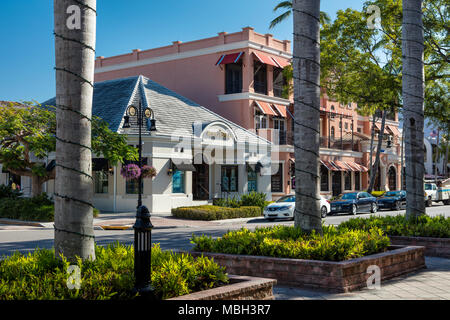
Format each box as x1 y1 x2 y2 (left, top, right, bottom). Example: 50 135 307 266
330 192 378 215
377 190 406 211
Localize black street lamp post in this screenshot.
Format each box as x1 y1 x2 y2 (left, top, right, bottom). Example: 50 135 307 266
124 101 156 298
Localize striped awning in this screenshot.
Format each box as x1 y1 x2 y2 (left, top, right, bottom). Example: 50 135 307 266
373 122 389 135
320 160 368 172
272 104 288 118
254 101 277 116
252 52 278 67
271 57 291 68
387 125 400 136
215 52 244 65
320 160 340 171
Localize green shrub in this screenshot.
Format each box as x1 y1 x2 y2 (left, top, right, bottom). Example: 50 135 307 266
0 193 99 222
0 185 23 199
338 214 450 238
171 205 261 221
213 192 269 213
191 225 390 262
0 243 228 300
240 192 267 210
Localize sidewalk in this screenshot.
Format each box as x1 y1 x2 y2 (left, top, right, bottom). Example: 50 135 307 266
274 256 450 300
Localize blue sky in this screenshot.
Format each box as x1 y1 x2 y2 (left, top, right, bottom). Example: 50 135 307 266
0 0 366 103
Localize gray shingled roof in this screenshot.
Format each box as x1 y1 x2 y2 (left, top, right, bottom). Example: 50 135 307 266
42 75 269 146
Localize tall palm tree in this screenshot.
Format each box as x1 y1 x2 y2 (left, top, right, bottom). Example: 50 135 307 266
270 0 330 29
367 110 387 193
402 0 426 220
53 0 97 261
293 0 323 234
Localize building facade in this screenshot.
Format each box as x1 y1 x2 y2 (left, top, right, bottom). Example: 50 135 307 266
1 76 272 213
92 27 402 198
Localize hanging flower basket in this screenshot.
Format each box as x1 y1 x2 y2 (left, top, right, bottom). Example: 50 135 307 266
141 165 157 179
120 164 141 181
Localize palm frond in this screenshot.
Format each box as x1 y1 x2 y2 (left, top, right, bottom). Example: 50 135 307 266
273 1 292 12
270 10 292 29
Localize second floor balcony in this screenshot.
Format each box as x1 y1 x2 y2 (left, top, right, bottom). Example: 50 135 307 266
256 129 363 153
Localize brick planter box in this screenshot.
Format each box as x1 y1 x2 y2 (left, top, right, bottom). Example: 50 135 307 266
168 275 276 300
189 246 426 293
389 236 450 259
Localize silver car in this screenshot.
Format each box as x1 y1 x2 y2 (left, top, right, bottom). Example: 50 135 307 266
264 195 331 221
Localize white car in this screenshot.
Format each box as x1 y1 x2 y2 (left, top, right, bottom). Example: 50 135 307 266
264 194 331 221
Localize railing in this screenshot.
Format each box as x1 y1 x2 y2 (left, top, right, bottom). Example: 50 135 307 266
273 85 284 98
253 81 267 95
320 137 360 152
256 130 360 151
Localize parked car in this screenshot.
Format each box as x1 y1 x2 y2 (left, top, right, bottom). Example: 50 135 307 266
377 190 406 211
264 195 331 221
329 192 378 215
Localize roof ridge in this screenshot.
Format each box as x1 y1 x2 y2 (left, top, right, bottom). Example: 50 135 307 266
139 75 270 145
94 75 140 86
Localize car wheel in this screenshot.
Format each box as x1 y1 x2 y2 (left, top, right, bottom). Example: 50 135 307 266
426 198 432 207
351 204 357 215
371 203 377 213
444 200 450 206
394 201 401 211
321 206 328 218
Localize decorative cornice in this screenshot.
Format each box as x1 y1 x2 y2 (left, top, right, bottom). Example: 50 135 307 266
95 40 291 74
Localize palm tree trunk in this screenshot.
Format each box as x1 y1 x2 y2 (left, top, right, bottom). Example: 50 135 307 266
368 110 387 193
401 120 405 188
54 0 97 261
369 114 377 177
293 0 322 234
402 0 426 220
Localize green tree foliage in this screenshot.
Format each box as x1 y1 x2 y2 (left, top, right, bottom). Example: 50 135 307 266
269 1 332 29
0 102 138 194
320 0 448 120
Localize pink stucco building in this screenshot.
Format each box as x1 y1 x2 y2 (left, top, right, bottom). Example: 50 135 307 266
94 27 402 199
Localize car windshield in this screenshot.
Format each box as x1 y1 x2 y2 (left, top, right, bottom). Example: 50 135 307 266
277 195 295 203
425 184 433 190
340 193 357 200
385 191 400 197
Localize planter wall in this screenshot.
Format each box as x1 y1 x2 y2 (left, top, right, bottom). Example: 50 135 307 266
168 275 276 300
389 236 450 259
189 246 426 293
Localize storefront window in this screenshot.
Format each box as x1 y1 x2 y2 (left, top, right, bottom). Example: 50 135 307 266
172 170 185 194
271 163 283 193
93 158 109 194
221 166 238 192
354 172 360 191
320 165 329 191
247 167 257 192
94 171 109 194
126 179 142 194
344 172 352 190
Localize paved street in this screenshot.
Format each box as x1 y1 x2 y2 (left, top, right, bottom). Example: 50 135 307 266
0 203 449 300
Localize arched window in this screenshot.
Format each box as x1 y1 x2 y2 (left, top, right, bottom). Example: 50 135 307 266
388 166 397 191
331 127 335 139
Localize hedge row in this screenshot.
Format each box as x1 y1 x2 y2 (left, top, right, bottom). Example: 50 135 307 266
338 214 450 238
171 205 261 221
0 194 99 222
0 243 228 300
191 225 391 262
